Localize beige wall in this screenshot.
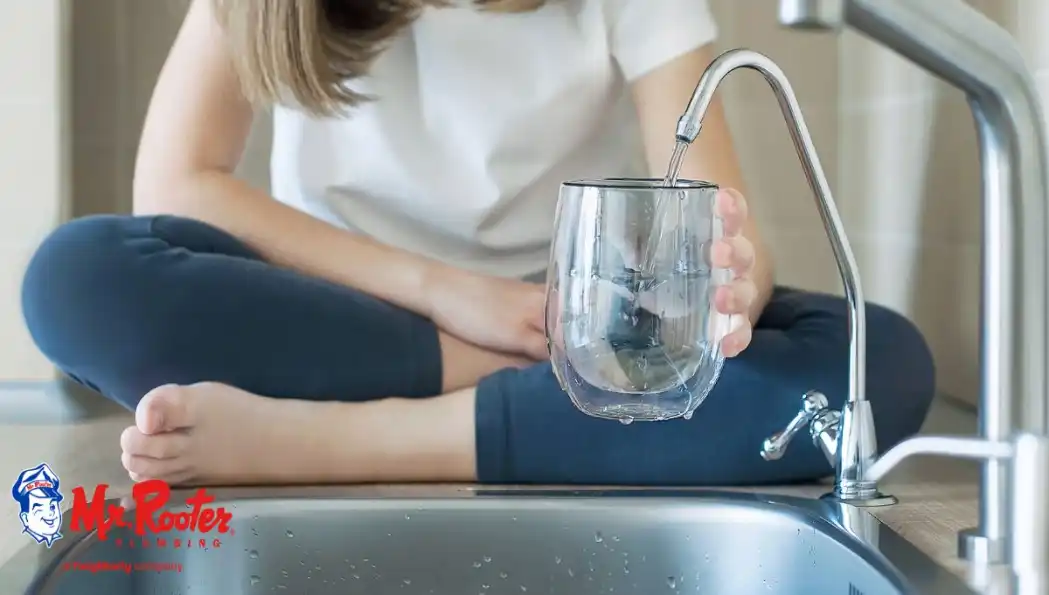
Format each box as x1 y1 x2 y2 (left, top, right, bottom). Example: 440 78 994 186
0 0 70 381
62 0 1049 406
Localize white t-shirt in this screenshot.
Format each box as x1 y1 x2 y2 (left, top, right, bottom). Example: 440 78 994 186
270 0 719 279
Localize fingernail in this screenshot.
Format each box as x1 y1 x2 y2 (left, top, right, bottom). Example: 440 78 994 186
723 339 740 357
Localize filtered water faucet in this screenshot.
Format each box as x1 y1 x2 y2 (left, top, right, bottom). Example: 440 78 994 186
674 48 894 507
774 0 1049 589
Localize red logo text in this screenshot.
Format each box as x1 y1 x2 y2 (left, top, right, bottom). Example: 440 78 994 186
68 479 232 546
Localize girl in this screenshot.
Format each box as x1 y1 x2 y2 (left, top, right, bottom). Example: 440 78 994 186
22 0 934 486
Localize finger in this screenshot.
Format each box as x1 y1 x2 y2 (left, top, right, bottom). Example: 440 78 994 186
710 236 756 277
714 279 758 316
721 317 753 357
522 329 550 361
527 288 548 330
715 188 749 236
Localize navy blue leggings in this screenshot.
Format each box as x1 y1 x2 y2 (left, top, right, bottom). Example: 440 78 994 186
21 215 936 485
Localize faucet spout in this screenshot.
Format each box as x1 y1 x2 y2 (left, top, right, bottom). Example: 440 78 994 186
863 436 1013 484
676 52 864 409
680 49 887 503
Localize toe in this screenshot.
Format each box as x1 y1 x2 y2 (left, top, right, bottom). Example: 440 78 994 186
136 384 196 434
121 451 191 483
120 425 189 459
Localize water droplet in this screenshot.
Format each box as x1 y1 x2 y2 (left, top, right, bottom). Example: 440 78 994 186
483 556 492 563
594 532 604 543
404 514 411 520
667 576 678 590
567 569 575 578
281 570 289 578
500 571 509 579
248 549 259 559
249 575 261 586
285 530 294 538
404 579 412 585
619 417 634 425
353 574 361 580
482 584 490 590
612 535 620 542
554 557 562 565
520 586 528 592
251 527 259 537
473 561 483 569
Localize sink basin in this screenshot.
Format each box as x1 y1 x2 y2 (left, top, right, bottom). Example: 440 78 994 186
0 486 974 594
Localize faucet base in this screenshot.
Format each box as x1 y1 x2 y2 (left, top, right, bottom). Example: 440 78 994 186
821 492 898 508
957 528 1006 565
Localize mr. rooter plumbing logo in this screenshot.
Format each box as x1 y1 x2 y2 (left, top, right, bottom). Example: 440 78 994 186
13 462 233 572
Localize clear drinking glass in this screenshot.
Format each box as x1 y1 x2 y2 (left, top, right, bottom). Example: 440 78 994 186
545 178 731 423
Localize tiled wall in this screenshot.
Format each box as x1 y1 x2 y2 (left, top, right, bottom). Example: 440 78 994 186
0 0 69 381
58 0 1049 406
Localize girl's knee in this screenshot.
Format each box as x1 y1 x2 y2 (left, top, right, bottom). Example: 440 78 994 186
22 215 156 401
23 217 144 347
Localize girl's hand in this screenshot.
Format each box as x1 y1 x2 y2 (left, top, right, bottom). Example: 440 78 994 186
713 188 758 357
425 268 549 361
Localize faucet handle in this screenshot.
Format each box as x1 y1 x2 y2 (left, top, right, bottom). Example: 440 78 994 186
760 391 830 461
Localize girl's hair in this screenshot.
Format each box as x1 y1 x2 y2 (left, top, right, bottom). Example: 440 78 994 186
211 0 546 117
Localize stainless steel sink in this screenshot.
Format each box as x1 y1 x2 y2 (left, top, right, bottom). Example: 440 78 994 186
0 486 974 594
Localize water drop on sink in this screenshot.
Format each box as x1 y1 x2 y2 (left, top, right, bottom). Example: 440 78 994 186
567 569 575 578
500 571 509 579
594 532 604 543
555 557 562 565
285 530 294 538
248 549 259 559
619 417 634 425
612 535 620 542
249 575 261 586
473 561 483 568
667 576 678 590
404 579 412 585
482 584 490 590
520 586 528 592
483 556 492 563
404 513 411 520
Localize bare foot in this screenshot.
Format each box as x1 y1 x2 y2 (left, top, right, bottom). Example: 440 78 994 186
120 383 341 485
119 382 478 486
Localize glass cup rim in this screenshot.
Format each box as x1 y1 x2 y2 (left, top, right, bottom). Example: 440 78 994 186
561 178 719 190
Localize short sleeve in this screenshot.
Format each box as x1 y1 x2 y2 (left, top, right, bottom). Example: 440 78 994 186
604 0 720 81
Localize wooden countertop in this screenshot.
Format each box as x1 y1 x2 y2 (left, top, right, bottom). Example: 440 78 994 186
0 401 981 582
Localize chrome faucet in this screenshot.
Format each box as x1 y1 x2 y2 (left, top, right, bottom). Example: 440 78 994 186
774 0 1049 590
674 48 896 507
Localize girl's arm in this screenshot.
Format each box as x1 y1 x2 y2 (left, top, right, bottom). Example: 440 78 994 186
133 0 454 316
629 45 775 323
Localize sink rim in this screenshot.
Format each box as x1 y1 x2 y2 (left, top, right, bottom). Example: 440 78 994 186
0 485 976 595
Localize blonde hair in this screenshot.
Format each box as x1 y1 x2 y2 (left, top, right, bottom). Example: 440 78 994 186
211 0 546 117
